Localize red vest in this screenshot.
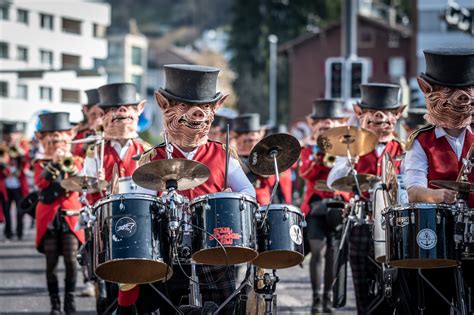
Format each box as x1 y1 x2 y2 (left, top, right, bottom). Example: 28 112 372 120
34 159 85 251
72 129 95 157
299 146 334 216
355 140 403 176
151 141 226 200
417 127 474 207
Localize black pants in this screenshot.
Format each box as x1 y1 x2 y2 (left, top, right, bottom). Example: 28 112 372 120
4 188 24 239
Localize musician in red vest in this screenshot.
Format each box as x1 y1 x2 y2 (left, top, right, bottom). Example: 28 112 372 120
0 123 30 240
33 112 85 315
117 65 254 314
405 48 474 314
72 89 104 157
300 99 347 314
328 84 405 314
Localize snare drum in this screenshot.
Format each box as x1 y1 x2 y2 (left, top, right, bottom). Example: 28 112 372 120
93 193 171 283
252 204 305 269
118 176 156 195
190 192 258 265
385 203 457 268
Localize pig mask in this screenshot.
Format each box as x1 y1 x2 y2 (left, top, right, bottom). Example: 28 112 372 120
354 104 405 143
417 77 474 129
102 101 145 139
235 130 266 156
35 129 76 159
155 91 227 149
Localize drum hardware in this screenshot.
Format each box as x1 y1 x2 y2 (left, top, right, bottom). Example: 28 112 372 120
457 144 474 182
332 173 380 194
224 123 230 189
253 269 279 315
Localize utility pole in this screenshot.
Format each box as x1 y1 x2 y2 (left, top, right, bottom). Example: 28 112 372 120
341 0 359 102
268 34 278 128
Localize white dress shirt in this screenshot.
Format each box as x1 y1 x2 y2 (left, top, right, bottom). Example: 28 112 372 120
404 126 472 190
83 139 133 177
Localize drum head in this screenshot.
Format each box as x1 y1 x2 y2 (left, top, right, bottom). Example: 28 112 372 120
388 259 457 269
252 250 304 269
95 259 172 284
192 247 258 266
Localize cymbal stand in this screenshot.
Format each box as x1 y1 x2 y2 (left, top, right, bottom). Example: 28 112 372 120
254 269 279 315
189 262 202 307
259 150 280 227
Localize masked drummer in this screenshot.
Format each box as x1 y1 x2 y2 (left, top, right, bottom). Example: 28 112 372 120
404 48 474 314
117 64 254 314
300 99 347 314
327 84 405 314
33 112 85 315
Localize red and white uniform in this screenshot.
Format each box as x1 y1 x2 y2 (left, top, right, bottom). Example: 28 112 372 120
72 128 95 157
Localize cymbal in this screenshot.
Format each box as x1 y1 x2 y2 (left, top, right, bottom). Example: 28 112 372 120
317 126 378 157
69 135 103 144
315 180 333 192
430 180 474 193
61 176 108 193
332 173 380 193
248 133 301 176
382 152 398 205
132 159 210 191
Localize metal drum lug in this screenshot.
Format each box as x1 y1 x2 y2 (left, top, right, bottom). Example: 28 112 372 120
119 195 125 211
410 211 415 224
437 211 441 224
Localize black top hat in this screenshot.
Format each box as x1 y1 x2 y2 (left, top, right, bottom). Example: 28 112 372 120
37 112 73 132
404 108 427 128
310 99 346 119
84 89 100 106
233 113 261 133
158 64 222 104
2 122 23 134
98 83 140 107
359 83 401 109
420 48 474 88
212 114 225 128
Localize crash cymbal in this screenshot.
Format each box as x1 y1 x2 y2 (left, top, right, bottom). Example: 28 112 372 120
317 126 378 157
248 133 301 176
60 176 108 193
69 135 103 144
332 174 380 193
315 180 333 192
430 180 474 193
132 159 210 191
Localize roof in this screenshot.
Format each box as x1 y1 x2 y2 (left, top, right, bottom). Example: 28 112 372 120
148 46 198 68
278 13 412 54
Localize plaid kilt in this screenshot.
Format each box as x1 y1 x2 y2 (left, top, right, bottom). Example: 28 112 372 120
198 265 236 304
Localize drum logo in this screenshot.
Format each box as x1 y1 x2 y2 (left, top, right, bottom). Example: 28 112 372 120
210 227 241 245
417 228 437 250
115 217 137 238
289 225 303 245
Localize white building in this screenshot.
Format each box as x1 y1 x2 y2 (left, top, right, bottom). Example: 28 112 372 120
0 0 110 125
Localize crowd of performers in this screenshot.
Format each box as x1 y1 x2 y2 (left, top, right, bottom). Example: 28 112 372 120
0 47 473 315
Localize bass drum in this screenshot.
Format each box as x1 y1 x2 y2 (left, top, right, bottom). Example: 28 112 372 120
190 192 258 265
93 193 172 284
385 203 457 268
253 204 305 269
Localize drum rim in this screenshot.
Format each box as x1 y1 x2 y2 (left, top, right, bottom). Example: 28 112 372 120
190 192 257 205
118 176 133 182
94 193 159 208
258 204 303 216
387 203 455 211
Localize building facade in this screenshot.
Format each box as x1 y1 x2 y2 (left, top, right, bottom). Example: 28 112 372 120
0 0 110 126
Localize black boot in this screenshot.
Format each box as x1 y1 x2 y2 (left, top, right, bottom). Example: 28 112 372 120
64 281 76 315
311 294 321 314
322 294 332 313
117 305 137 315
50 295 61 315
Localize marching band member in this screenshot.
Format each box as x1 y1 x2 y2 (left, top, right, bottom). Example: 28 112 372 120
72 89 104 157
327 84 405 314
117 64 255 314
0 123 30 240
405 47 474 314
33 112 85 315
402 107 427 137
299 99 347 314
208 113 227 143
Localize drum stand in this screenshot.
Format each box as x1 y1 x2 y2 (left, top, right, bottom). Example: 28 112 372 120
253 269 279 315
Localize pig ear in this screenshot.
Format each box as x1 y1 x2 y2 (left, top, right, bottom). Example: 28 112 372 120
353 103 364 117
417 77 433 94
396 105 407 118
137 100 146 115
155 91 170 110
214 94 228 112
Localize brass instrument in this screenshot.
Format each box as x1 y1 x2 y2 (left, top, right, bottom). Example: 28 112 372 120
0 144 23 159
60 156 76 174
323 153 336 168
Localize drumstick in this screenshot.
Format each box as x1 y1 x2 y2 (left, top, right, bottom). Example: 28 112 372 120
224 124 230 189
98 125 105 173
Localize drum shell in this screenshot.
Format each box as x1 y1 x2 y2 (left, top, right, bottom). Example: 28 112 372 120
93 194 170 283
253 204 305 269
190 192 258 265
385 203 457 268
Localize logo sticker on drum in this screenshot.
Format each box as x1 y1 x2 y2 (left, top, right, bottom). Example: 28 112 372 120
115 217 137 238
289 225 303 245
417 228 437 250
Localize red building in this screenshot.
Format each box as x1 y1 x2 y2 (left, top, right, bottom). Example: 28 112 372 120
279 14 413 124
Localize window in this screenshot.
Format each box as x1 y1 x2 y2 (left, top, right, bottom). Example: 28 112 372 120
17 9 28 24
61 89 80 103
131 75 142 93
17 46 28 61
40 86 53 101
131 46 142 66
62 18 81 34
389 57 406 79
40 13 54 30
16 84 27 100
108 42 123 66
359 27 375 48
62 53 80 69
388 32 400 48
0 82 8 97
0 42 8 59
0 5 9 20
40 49 53 66
93 23 106 38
